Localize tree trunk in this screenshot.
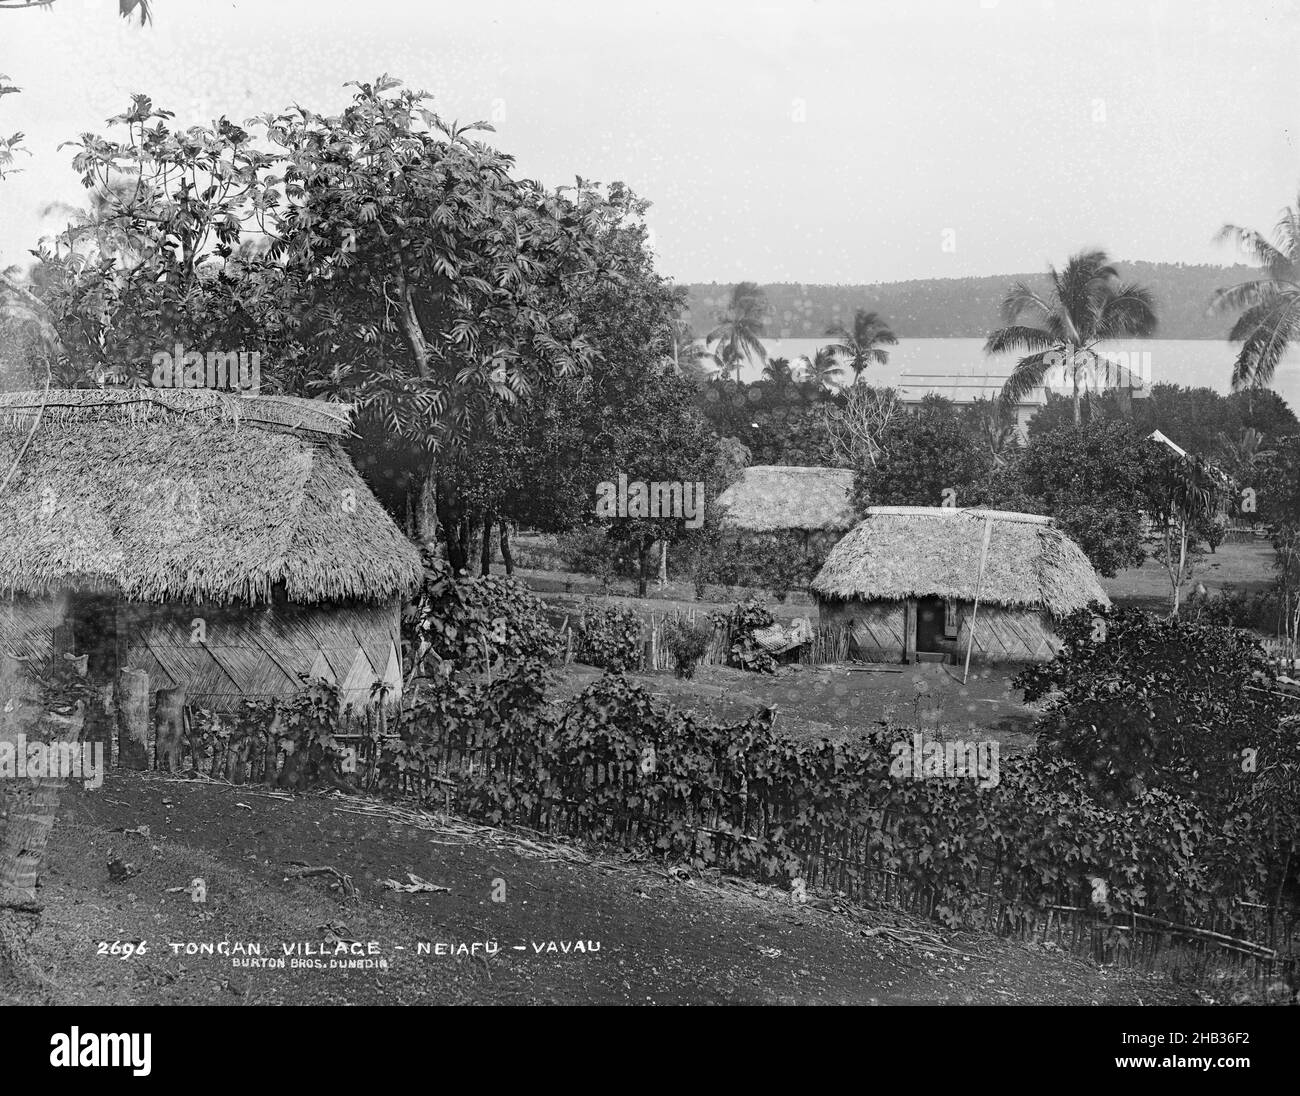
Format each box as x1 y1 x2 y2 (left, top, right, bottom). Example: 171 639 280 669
0 650 85 914
1172 521 1188 615
659 541 668 589
154 686 185 773
457 520 472 576
500 522 514 577
434 487 469 575
116 669 150 771
636 539 653 598
480 511 494 576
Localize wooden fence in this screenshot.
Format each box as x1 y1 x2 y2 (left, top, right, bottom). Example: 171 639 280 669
319 712 1298 991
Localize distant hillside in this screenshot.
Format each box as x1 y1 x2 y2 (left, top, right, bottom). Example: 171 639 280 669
681 262 1261 341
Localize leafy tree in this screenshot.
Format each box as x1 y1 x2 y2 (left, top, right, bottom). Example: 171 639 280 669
824 308 897 381
985 250 1157 425
1027 383 1298 460
853 395 991 509
1017 608 1288 808
1256 435 1300 648
706 281 768 380
994 419 1158 576
1212 189 1300 389
30 80 648 569
596 364 716 597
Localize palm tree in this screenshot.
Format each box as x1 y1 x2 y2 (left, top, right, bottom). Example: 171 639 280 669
667 320 712 380
1151 453 1220 615
1216 426 1274 475
1211 191 1300 390
761 355 794 391
985 250 1158 426
825 309 897 382
801 346 844 391
706 282 768 381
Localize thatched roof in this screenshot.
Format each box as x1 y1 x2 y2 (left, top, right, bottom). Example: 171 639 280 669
715 465 858 533
0 388 422 605
811 506 1110 616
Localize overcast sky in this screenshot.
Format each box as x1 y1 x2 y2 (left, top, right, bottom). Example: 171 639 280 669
1 0 1297 284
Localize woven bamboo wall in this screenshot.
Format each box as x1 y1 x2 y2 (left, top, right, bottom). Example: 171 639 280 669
118 600 403 711
956 604 1060 662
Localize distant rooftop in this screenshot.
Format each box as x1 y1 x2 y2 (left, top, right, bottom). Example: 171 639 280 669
895 373 1048 406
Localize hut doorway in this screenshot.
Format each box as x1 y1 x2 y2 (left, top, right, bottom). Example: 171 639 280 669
64 592 119 682
915 597 948 658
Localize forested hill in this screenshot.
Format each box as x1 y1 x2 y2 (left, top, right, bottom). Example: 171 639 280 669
681 262 1259 340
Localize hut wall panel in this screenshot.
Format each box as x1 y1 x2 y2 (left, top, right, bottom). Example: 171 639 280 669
956 605 1059 663
816 599 905 662
819 598 1061 664
0 594 67 661
118 600 402 710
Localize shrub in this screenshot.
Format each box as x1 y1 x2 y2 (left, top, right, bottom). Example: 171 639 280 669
660 617 712 679
408 549 561 677
556 526 630 593
713 596 777 674
1015 607 1288 808
1190 584 1283 633
574 601 643 672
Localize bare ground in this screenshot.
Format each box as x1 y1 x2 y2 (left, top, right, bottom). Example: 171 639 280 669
0 771 1196 1006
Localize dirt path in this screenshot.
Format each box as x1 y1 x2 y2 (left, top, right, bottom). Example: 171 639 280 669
3 772 1193 1006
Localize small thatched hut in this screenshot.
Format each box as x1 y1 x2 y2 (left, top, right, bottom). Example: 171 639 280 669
714 465 857 535
0 388 423 710
811 506 1109 664
713 465 859 592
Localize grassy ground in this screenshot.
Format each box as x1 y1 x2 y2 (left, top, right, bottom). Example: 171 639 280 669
1 771 1200 1006
1099 540 1276 614
554 661 1039 754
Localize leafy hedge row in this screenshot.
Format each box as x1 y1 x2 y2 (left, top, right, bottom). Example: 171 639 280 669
366 665 1293 932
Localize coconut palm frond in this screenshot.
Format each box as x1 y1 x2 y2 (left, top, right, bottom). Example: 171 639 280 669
984 324 1055 357
998 280 1052 326
1229 292 1300 390
119 0 153 26
1215 223 1292 277
1095 282 1158 339
999 350 1054 407
1210 280 1282 316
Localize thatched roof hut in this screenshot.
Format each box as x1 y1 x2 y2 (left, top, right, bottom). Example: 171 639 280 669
811 506 1109 664
714 465 857 533
0 388 422 710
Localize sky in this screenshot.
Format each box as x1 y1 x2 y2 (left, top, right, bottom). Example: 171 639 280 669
0 0 1297 285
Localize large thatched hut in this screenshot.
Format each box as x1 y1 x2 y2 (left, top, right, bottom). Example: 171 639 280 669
811 506 1109 664
0 388 423 710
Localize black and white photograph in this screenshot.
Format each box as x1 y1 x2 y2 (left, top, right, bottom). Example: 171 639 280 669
0 0 1297 1074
